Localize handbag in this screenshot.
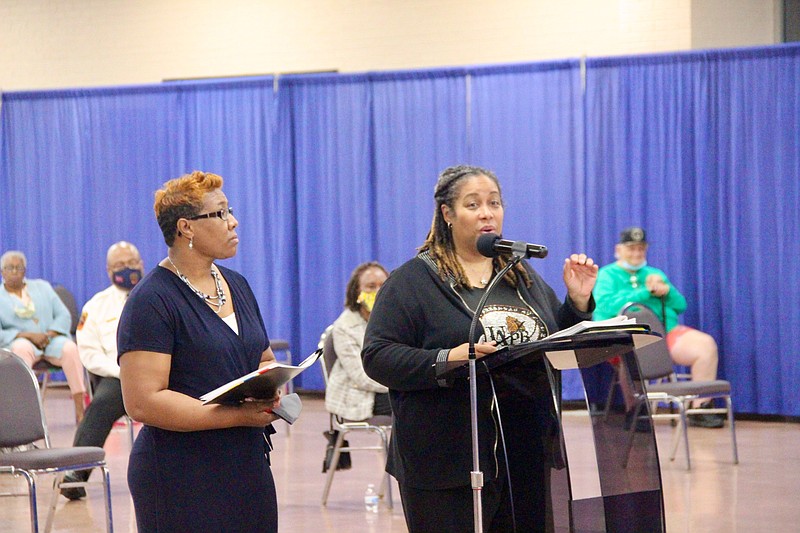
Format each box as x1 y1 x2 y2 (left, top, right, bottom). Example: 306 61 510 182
322 429 352 472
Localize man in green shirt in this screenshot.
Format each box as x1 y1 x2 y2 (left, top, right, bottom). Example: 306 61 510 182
594 227 724 428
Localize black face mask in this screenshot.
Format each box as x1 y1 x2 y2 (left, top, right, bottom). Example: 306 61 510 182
112 267 142 290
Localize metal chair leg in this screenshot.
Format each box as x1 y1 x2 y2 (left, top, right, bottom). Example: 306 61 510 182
727 397 739 464
622 402 645 468
44 473 63 533
670 403 692 470
125 416 136 448
101 466 114 532
321 430 347 506
40 372 51 400
373 426 393 509
603 369 618 421
16 469 38 533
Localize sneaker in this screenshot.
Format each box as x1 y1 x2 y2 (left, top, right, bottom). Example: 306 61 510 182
687 413 725 428
60 471 87 500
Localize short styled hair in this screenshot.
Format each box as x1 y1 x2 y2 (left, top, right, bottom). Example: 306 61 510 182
0 250 27 270
154 171 224 246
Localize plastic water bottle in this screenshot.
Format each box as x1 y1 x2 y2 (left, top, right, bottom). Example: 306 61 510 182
364 483 379 513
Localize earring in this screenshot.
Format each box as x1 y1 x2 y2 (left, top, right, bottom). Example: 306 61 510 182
447 222 452 230
189 237 193 250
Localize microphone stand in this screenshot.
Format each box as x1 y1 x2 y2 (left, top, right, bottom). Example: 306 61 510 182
467 245 526 533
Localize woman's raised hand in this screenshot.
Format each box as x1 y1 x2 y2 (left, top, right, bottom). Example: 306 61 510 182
563 253 598 312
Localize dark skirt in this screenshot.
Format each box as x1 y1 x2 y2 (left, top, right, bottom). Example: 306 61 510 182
128 425 278 533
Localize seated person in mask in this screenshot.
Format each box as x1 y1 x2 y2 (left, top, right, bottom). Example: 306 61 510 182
593 227 724 428
325 261 392 420
61 241 144 500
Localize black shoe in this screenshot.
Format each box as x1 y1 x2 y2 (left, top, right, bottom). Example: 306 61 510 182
687 413 725 428
60 471 87 500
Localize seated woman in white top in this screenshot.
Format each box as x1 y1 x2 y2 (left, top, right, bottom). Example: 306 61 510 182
325 262 390 421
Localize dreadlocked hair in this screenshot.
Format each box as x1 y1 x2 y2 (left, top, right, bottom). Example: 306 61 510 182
418 165 532 289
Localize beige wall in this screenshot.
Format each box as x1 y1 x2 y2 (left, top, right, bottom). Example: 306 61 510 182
692 0 782 49
0 0 781 92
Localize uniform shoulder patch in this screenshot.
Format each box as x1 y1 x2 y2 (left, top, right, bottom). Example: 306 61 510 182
77 311 88 331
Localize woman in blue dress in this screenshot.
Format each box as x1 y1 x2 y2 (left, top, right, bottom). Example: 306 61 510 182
118 171 281 532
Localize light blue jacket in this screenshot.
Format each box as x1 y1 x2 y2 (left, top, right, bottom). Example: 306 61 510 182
0 278 71 348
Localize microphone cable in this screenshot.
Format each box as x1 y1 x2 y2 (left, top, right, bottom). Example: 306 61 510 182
483 359 518 533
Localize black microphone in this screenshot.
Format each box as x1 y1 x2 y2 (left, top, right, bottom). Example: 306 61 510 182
477 233 548 259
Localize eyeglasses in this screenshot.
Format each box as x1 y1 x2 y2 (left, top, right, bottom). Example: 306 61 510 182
109 259 142 271
188 206 234 222
2 265 25 273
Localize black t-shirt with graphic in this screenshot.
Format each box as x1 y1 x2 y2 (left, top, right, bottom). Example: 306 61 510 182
455 277 552 400
455 277 549 347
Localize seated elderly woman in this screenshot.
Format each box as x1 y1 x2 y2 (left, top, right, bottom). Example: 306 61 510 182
325 261 391 421
0 250 87 423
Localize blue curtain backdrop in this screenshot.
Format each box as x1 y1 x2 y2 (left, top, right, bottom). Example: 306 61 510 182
584 45 800 416
0 87 183 300
2 43 799 414
468 61 588 400
172 79 296 348
370 69 469 271
282 74 376 388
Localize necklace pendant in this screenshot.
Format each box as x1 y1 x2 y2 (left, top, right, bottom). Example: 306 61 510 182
168 256 227 312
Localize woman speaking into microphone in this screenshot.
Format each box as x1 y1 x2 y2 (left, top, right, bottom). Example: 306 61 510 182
362 164 598 532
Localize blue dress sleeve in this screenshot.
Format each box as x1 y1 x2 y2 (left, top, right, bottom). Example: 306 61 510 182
117 279 175 361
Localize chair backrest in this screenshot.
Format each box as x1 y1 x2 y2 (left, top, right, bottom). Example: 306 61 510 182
320 325 337 385
618 303 674 380
53 284 80 335
619 302 667 337
270 339 290 351
0 349 49 448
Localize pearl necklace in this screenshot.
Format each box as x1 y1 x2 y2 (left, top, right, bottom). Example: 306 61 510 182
168 257 227 313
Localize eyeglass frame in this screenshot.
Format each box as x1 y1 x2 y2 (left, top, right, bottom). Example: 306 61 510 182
187 206 234 222
2 265 26 273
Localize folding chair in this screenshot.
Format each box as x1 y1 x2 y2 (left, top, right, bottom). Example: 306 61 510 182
619 303 738 469
270 339 294 395
269 339 294 436
318 327 393 508
0 349 113 532
31 285 82 399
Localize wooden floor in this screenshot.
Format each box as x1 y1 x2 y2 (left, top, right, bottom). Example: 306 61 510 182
2 387 799 532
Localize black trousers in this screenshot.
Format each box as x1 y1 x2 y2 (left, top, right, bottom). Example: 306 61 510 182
71 374 127 480
398 475 517 533
372 392 392 416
